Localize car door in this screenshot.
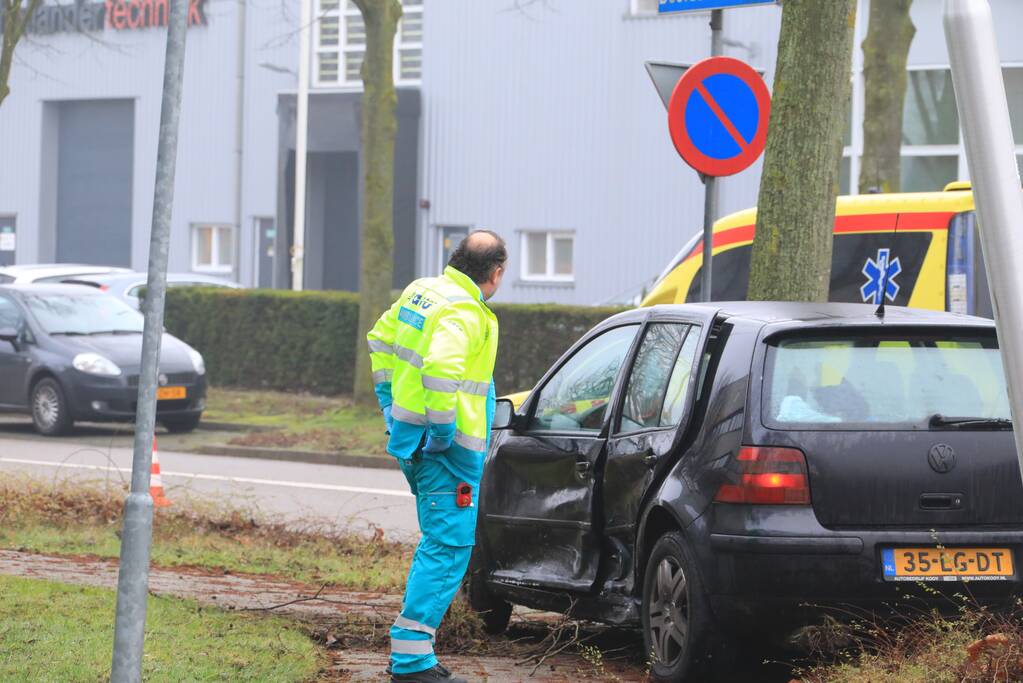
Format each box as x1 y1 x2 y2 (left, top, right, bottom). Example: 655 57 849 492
603 313 716 564
0 293 31 407
481 323 641 592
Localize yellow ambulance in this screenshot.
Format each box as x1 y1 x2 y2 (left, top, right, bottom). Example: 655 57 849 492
640 181 990 317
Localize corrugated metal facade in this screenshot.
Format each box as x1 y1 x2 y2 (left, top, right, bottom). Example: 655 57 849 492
0 0 298 284
2 0 1022 300
417 1 783 305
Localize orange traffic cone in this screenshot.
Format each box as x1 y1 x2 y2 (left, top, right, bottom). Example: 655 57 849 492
151 437 172 508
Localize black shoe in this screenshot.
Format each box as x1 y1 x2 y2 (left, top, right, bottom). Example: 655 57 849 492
390 663 467 683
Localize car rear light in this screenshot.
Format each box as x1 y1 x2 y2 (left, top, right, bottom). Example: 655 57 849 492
714 446 810 505
100 284 110 292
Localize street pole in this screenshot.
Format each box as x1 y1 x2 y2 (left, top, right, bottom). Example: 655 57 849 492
944 0 1023 481
700 9 723 303
109 0 187 678
292 0 311 291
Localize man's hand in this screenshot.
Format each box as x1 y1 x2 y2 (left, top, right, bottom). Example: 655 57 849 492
382 405 394 435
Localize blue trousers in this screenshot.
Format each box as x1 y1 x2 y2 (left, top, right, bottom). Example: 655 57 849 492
390 453 479 675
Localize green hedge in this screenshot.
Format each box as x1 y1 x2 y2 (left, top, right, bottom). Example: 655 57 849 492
164 288 625 395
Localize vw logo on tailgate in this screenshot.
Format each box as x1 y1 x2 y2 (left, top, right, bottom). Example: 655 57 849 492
927 444 957 474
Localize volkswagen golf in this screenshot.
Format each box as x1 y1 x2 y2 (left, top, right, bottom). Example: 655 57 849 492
466 302 1023 682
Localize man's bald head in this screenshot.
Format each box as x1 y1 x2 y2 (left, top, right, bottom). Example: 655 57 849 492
448 230 507 300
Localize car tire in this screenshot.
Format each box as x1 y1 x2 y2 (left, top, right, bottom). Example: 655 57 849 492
31 377 74 436
162 414 202 434
642 531 715 682
464 544 512 635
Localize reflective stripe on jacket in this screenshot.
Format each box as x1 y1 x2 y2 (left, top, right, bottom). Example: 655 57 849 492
367 266 499 462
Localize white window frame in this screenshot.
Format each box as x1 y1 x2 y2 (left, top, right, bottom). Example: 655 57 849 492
520 230 575 283
313 0 422 88
191 224 235 275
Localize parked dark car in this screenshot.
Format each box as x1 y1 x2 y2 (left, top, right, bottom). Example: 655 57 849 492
467 302 1023 681
0 284 206 435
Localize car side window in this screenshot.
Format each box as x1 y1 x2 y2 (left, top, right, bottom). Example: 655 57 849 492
660 327 702 426
529 325 639 433
619 324 691 433
0 295 24 330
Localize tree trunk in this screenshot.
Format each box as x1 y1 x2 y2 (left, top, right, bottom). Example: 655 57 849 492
859 0 914 194
1 0 42 108
747 0 856 303
351 0 401 407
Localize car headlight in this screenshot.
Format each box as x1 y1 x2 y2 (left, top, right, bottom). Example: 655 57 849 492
188 348 206 375
73 353 122 377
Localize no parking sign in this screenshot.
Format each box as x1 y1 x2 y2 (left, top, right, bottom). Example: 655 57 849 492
667 56 771 177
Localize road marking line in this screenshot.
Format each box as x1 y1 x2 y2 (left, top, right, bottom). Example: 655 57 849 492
0 457 414 498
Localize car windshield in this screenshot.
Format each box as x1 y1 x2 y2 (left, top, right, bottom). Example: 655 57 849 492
763 332 1010 430
24 292 144 335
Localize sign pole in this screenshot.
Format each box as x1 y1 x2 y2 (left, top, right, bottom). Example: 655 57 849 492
700 9 723 302
110 0 188 679
944 0 1023 480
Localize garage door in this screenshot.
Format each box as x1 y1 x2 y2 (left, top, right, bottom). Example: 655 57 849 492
56 100 134 266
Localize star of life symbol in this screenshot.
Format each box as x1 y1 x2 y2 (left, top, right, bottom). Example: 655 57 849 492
861 248 902 305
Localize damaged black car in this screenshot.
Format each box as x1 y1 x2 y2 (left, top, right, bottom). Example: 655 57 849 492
466 302 1023 682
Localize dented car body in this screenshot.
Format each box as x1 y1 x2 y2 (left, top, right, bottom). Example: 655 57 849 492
470 302 1023 680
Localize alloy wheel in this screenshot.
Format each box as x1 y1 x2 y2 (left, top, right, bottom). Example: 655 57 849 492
648 556 689 666
33 385 60 429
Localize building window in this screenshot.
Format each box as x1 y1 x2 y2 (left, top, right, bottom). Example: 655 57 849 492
521 231 574 282
438 226 469 274
192 224 234 274
314 0 423 87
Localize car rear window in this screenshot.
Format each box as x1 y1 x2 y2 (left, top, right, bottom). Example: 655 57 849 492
763 331 1010 430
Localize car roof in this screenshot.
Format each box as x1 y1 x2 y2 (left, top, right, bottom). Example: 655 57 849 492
0 283 107 296
601 301 995 330
63 272 239 286
0 264 132 281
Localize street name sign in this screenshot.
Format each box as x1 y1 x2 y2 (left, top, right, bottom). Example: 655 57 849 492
667 56 770 177
658 0 777 14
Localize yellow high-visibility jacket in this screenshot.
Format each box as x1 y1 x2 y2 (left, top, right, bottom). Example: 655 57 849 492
367 266 499 478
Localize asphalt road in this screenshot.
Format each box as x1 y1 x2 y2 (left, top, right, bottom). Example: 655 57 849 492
0 419 421 542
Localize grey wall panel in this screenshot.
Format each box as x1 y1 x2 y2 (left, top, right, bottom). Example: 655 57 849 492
37 103 60 262
418 0 783 304
322 152 360 291
393 89 420 288
56 99 134 266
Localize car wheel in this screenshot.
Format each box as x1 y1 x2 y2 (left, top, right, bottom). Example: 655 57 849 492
162 414 202 434
464 544 512 634
642 531 714 682
31 378 73 436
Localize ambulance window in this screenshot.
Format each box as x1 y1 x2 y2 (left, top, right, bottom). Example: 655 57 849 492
685 246 752 302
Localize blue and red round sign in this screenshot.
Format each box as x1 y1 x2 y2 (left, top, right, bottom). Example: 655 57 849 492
668 56 771 177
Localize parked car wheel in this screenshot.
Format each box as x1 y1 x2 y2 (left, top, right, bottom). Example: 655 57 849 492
31 377 73 436
162 414 202 434
464 545 512 634
642 531 714 682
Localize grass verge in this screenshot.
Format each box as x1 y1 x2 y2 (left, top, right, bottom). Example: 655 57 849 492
0 575 322 682
203 387 387 455
796 604 1023 683
0 476 410 591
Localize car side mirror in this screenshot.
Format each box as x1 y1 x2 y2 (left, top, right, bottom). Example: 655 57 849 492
492 398 517 430
0 326 18 343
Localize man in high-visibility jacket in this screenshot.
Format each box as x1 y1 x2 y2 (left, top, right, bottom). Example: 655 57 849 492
368 231 506 683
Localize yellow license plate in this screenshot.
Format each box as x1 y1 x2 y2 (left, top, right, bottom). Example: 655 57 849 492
883 547 1014 581
157 386 187 400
